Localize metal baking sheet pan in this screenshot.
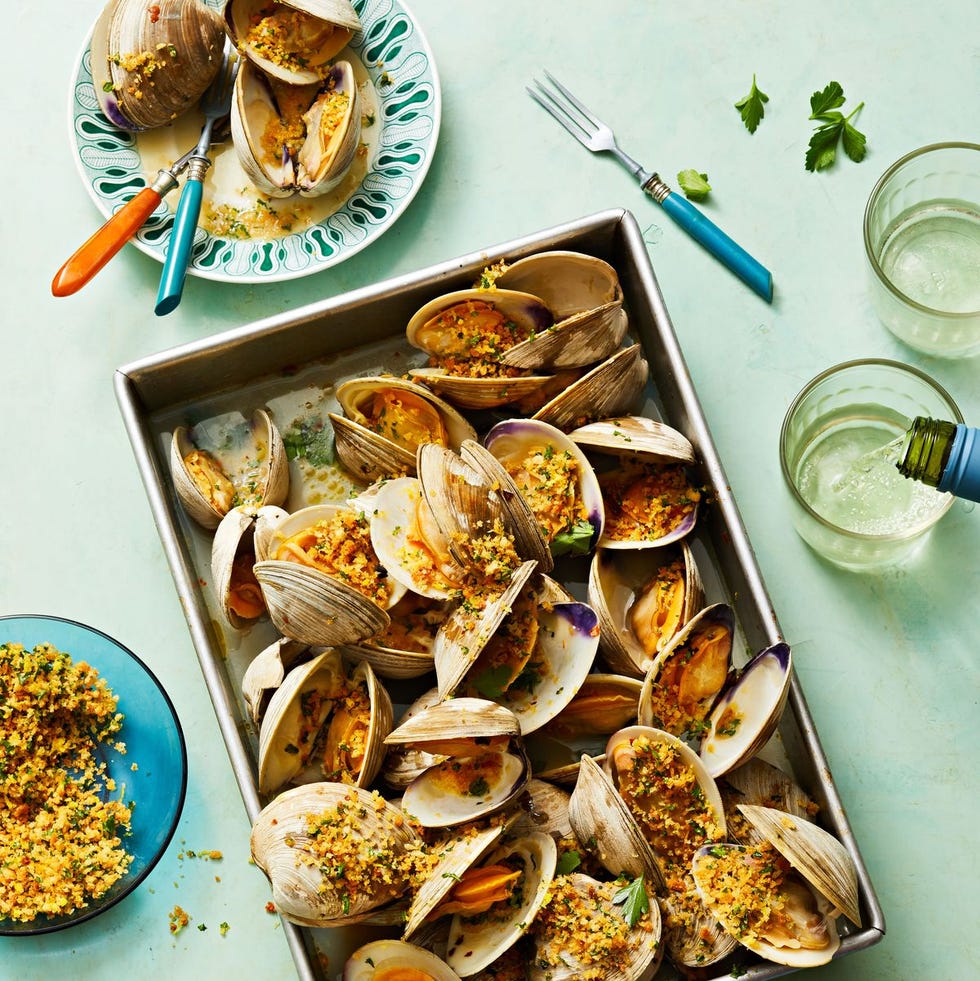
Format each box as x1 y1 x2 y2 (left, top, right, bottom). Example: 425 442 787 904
115 208 885 979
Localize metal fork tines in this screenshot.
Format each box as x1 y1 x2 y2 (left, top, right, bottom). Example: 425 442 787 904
527 71 658 193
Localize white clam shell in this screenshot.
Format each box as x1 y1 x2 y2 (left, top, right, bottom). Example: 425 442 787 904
344 940 463 980
691 841 842 968
92 0 225 131
445 832 557 976
699 643 793 778
250 782 420 926
231 58 361 197
588 541 704 677
224 0 360 85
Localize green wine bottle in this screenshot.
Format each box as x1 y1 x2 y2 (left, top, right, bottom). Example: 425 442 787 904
896 417 980 502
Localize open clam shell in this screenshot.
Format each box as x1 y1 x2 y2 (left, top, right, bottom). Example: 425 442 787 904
595 460 700 550
482 419 605 558
532 344 648 431
344 940 463 981
433 559 538 699
241 636 311 724
210 504 268 629
492 251 628 371
224 0 361 85
567 752 663 886
329 376 478 482
92 0 225 131
231 57 361 197
458 440 553 572
691 840 842 968
460 598 600 736
603 726 727 868
402 821 507 940
257 649 391 794
384 697 521 752
407 288 556 410
369 476 467 599
529 872 663 981
170 408 289 530
719 758 818 847
401 743 531 829
739 804 862 928
493 250 622 319
250 782 421 927
254 503 398 646
589 541 704 678
699 642 793 778
637 603 735 739
407 288 554 358
445 832 557 977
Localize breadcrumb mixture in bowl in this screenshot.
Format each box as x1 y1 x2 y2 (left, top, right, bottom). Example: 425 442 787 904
0 616 187 936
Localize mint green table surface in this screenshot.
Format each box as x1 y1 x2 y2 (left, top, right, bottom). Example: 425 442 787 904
3 1 978 978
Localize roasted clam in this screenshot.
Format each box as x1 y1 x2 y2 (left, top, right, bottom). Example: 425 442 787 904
257 648 391 795
92 0 225 131
170 409 289 530
250 782 424 927
230 57 361 197
330 376 477 481
224 0 361 85
589 541 704 677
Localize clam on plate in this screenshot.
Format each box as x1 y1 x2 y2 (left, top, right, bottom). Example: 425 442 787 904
0 615 187 935
67 0 440 283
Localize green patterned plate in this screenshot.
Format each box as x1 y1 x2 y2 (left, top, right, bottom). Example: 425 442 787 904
68 0 440 283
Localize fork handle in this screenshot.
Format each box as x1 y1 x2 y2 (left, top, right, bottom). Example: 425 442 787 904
654 189 773 303
51 172 179 297
155 159 209 316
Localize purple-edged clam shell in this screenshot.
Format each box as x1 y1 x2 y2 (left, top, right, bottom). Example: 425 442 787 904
484 418 605 554
699 642 793 778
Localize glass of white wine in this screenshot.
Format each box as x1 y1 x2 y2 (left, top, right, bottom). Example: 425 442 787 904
864 142 980 357
779 359 964 571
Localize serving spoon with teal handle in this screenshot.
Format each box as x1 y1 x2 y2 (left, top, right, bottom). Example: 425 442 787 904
155 46 239 316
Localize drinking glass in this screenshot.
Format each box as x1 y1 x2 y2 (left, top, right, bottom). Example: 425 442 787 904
779 359 963 571
864 142 980 357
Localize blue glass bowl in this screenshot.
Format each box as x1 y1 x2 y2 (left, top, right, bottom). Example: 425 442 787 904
0 615 187 935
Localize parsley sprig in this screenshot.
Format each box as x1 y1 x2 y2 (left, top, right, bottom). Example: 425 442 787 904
805 81 867 172
734 74 769 133
612 874 650 927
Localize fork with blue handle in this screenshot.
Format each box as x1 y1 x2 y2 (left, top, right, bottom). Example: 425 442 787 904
528 71 773 303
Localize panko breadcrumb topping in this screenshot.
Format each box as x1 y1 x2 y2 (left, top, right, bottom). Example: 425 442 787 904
696 842 830 951
533 875 650 973
0 642 133 923
504 443 588 543
293 790 433 914
600 462 700 542
275 510 391 607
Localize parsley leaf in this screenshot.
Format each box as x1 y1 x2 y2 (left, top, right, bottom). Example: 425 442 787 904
677 170 711 202
282 418 334 467
805 82 867 171
809 80 845 117
555 850 581 875
471 665 513 700
550 519 595 558
612 874 650 927
734 74 769 133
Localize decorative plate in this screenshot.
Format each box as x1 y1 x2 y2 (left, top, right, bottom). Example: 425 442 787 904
0 615 187 935
67 0 441 283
